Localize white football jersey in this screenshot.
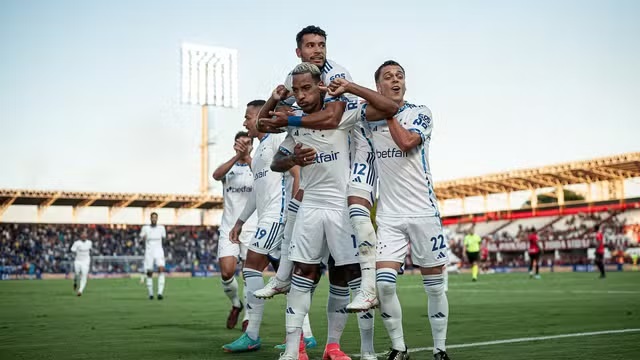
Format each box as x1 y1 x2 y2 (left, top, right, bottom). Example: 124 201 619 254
366 102 440 217
140 224 166 251
279 106 362 210
219 163 258 234
284 59 358 104
252 133 290 222
71 240 92 262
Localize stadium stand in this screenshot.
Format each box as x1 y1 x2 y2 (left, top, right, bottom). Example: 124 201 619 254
444 203 640 268
0 223 219 275
2 153 639 276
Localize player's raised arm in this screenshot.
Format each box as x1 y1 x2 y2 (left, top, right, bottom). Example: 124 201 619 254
259 63 352 131
212 132 252 180
257 86 289 134
325 78 399 121
273 100 347 130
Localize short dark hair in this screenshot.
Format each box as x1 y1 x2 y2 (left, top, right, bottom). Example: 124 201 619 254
374 60 405 83
296 25 327 48
151 212 158 217
246 100 266 108
291 62 322 83
234 131 249 141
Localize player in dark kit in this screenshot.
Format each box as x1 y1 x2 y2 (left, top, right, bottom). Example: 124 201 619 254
594 225 606 279
528 228 541 279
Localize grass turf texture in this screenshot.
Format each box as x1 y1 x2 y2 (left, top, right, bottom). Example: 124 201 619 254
0 272 638 360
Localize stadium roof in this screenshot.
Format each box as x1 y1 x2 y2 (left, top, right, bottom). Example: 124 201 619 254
0 189 223 210
1 152 639 211
435 152 640 200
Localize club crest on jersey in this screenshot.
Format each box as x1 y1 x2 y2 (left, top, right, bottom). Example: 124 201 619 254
254 169 269 180
375 148 408 159
314 151 340 164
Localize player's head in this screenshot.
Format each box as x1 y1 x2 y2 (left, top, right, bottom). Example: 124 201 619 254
233 131 251 155
243 100 266 138
295 25 327 68
595 225 601 232
375 60 406 104
150 212 158 226
80 229 88 240
291 62 324 114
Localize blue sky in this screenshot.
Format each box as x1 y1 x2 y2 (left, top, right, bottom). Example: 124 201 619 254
1 0 638 197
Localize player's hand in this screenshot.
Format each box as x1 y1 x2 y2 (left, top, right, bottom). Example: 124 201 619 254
292 143 316 167
257 115 287 133
271 85 290 102
321 78 351 97
233 139 251 155
230 224 242 244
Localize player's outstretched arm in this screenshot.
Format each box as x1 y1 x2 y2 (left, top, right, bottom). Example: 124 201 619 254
325 78 399 121
259 100 347 131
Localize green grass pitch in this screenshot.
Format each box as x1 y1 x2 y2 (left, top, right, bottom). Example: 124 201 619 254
1 272 639 359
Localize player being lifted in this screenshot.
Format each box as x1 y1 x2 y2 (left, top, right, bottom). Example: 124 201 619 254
268 62 398 360
257 24 380 312
212 130 258 330
140 212 167 300
222 100 301 353
70 229 92 296
325 61 452 360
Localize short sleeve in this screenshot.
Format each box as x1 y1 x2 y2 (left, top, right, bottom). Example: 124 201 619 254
272 132 288 154
338 103 365 130
406 107 433 144
278 133 296 155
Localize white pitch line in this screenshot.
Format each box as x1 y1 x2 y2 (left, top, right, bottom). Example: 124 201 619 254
452 288 640 295
402 285 640 294
350 328 640 358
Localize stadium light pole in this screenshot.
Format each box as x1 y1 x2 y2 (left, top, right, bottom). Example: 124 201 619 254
181 43 239 194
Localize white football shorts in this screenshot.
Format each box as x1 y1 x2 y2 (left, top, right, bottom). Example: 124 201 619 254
376 216 449 268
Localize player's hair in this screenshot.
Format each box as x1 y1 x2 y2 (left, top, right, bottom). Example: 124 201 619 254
374 60 406 83
296 25 327 48
291 62 322 83
234 131 249 141
150 212 158 217
246 100 266 108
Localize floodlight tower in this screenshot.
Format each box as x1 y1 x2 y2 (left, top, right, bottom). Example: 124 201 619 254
181 43 238 194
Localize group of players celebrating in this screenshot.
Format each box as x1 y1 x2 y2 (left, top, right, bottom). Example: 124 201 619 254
212 25 451 360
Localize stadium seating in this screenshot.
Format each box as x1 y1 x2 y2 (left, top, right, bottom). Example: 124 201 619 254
0 223 219 274
2 207 639 275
